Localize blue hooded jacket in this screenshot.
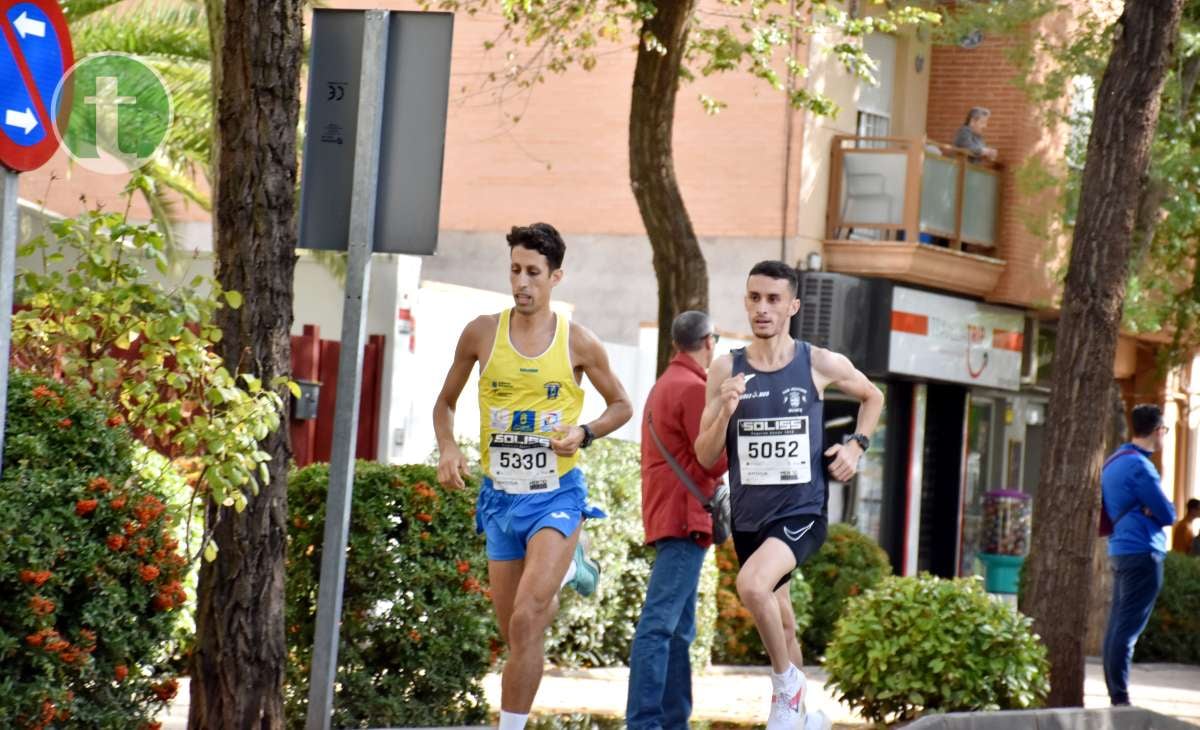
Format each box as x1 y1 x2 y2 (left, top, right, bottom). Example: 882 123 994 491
1101 443 1176 556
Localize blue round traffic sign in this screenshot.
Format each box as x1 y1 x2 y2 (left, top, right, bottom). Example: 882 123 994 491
0 0 72 172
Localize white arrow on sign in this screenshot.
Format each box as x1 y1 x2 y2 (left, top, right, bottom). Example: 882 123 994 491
5 108 38 134
13 11 46 39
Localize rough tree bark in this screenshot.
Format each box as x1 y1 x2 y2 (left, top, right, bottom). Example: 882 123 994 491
629 0 709 376
187 0 302 726
1024 0 1183 707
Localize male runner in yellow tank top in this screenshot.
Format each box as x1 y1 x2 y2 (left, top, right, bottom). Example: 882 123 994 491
434 223 633 730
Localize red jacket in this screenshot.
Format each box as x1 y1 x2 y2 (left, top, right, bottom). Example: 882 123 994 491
640 353 728 547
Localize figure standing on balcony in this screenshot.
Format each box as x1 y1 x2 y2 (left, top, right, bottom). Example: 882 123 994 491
953 107 999 162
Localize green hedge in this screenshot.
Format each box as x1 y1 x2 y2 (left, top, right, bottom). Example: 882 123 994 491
1135 551 1200 664
284 463 493 728
547 439 718 670
825 574 1049 724
0 372 189 729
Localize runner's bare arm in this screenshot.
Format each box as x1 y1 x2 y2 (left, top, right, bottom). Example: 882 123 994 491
695 354 741 470
812 346 884 482
549 324 633 456
433 317 489 488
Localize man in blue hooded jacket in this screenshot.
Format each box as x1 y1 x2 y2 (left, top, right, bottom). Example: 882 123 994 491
1100 403 1177 706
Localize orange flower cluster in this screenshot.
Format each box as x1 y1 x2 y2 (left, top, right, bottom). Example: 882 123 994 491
139 564 161 583
409 629 422 643
27 627 93 665
152 580 187 612
141 722 163 730
106 534 127 551
133 495 166 525
57 418 72 429
107 414 125 427
134 537 153 557
25 628 57 647
110 495 127 510
415 512 433 524
89 477 112 493
462 577 481 593
419 531 431 541
151 678 179 702
115 664 129 682
31 385 55 400
456 560 471 574
19 569 52 587
75 499 99 516
28 596 56 615
412 481 438 500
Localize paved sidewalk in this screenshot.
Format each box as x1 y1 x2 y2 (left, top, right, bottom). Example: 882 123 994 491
160 659 1200 728
485 658 1200 727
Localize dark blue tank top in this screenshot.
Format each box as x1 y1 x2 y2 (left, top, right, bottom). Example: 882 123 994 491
725 340 826 531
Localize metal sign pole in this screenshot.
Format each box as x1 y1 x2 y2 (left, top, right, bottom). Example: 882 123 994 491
0 170 17 478
303 10 390 730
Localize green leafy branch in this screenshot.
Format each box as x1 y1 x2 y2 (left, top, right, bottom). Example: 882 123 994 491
10 210 288 562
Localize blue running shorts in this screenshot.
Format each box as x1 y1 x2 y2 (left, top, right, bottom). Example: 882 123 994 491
475 467 606 561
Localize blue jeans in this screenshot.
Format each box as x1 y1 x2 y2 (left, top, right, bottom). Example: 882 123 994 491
626 538 708 730
1103 551 1164 705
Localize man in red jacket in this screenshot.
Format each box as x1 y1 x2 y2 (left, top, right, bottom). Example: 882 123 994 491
626 310 728 730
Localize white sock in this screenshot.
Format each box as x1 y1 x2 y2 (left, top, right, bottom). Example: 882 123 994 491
559 559 577 589
771 663 801 689
498 710 529 730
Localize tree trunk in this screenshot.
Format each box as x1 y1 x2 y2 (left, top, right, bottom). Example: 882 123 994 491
188 0 302 726
1084 382 1129 655
629 0 707 376
1024 0 1183 707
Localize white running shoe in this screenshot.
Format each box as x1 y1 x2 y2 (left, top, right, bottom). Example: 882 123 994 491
804 709 832 730
766 671 807 730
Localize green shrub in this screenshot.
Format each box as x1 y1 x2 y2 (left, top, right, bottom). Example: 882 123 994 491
1135 551 1200 664
12 210 284 554
802 522 892 656
284 462 493 728
824 574 1049 724
712 539 813 665
546 439 718 669
0 372 190 729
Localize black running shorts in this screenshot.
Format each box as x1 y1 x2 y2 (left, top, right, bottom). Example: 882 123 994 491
732 514 828 591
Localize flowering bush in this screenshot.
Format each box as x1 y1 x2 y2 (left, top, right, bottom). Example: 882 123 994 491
11 210 285 558
284 463 494 728
0 372 188 729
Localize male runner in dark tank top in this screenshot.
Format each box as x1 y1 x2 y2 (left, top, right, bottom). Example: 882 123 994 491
695 261 884 730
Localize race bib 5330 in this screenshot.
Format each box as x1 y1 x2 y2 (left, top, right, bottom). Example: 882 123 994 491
489 433 560 494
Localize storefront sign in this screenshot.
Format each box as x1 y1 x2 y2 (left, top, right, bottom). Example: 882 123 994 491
889 286 1024 391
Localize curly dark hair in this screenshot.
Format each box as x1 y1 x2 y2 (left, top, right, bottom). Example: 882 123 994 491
507 222 566 270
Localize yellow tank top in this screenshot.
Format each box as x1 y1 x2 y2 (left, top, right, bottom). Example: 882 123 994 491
479 309 585 486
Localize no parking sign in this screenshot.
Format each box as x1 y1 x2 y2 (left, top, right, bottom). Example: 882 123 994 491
0 0 72 172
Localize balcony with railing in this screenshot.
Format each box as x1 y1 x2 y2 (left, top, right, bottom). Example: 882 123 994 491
823 135 1005 298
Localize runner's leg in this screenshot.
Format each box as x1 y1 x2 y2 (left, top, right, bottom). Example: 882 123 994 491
775 584 804 669
736 537 797 674
500 524 581 712
489 558 524 645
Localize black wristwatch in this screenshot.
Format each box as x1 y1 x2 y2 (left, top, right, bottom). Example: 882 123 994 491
579 423 596 449
848 433 870 452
